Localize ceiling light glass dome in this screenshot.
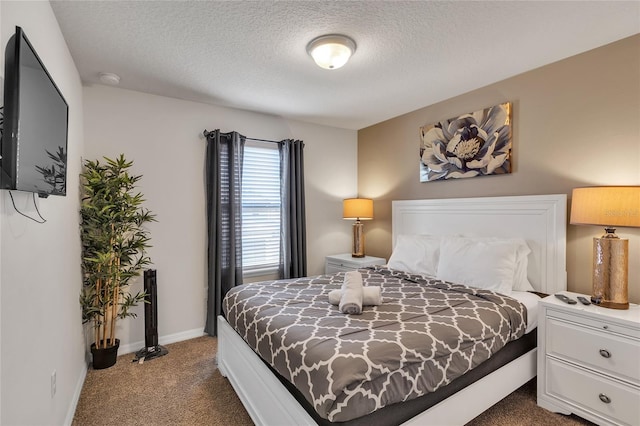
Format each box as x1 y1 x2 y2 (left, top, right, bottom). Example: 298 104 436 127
306 34 356 70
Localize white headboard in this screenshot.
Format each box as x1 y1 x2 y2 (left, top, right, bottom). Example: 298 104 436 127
392 194 567 295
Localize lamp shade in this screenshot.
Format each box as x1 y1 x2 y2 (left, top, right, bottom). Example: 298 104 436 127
570 186 640 228
343 198 373 220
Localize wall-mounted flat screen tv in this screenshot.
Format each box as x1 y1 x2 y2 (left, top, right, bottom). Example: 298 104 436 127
1 26 69 197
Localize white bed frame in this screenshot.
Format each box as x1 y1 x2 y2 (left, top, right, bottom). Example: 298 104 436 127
218 194 567 425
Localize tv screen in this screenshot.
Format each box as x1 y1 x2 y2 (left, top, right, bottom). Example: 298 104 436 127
1 26 69 197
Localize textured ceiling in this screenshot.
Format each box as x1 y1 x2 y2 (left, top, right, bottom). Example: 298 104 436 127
50 1 640 130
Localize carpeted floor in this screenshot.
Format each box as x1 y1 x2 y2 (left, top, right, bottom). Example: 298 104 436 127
73 336 593 426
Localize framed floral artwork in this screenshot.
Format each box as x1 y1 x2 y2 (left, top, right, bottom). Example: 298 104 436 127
419 102 512 182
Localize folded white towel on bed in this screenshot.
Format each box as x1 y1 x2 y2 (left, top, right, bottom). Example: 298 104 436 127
339 271 363 315
329 286 382 306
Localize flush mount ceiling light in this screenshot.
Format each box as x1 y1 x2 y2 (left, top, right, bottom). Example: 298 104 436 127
99 72 120 85
306 34 356 70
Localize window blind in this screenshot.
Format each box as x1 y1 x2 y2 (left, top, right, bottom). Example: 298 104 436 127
241 143 281 274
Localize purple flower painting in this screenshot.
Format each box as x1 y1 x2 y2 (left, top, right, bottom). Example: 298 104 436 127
420 103 512 182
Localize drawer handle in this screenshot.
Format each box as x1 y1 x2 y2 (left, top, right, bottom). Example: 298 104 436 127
599 349 611 358
599 393 611 404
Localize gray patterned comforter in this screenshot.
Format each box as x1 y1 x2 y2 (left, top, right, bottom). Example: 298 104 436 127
222 266 527 422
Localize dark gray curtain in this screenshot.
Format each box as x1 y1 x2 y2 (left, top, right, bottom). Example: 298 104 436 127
279 139 307 279
204 129 245 336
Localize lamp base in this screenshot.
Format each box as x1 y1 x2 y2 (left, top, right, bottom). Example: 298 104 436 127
591 299 629 310
592 236 629 310
352 221 365 258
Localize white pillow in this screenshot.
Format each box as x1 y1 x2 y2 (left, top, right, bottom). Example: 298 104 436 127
512 244 535 292
387 234 441 276
458 236 534 292
436 237 519 295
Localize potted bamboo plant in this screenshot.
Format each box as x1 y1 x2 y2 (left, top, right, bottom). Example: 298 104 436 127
79 154 155 369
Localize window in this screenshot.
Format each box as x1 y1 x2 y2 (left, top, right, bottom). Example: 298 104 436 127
241 142 281 275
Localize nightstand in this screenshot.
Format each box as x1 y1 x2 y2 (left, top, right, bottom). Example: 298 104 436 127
325 254 386 275
537 292 640 426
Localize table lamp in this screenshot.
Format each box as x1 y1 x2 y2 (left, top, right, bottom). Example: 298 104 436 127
343 198 373 258
570 186 640 309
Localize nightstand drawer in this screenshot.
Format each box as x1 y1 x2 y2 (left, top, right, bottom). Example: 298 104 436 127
548 309 640 339
547 317 640 385
325 263 356 274
325 254 386 275
546 358 640 426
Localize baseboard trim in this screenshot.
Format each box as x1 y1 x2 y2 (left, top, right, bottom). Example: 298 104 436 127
118 327 206 355
64 361 88 426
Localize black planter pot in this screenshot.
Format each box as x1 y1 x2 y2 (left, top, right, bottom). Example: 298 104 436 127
90 339 120 369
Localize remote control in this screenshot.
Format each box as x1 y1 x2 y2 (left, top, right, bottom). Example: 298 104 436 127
577 296 591 305
555 294 577 304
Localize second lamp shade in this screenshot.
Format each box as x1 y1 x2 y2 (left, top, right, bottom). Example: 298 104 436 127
343 198 373 220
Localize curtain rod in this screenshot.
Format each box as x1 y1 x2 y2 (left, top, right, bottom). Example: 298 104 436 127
245 137 281 144
202 129 281 144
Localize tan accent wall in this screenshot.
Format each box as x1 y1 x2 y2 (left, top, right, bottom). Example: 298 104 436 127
358 35 640 303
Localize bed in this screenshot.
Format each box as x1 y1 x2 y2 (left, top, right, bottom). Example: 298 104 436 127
217 194 567 425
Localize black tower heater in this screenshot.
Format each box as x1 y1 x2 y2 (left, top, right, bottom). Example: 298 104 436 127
134 269 168 362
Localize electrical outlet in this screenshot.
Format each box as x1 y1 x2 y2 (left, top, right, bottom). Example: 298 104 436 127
51 370 56 398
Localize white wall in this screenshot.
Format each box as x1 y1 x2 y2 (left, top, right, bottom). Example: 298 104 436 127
83 85 357 351
0 1 85 425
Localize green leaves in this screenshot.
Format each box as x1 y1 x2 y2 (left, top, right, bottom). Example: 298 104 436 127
79 154 156 341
